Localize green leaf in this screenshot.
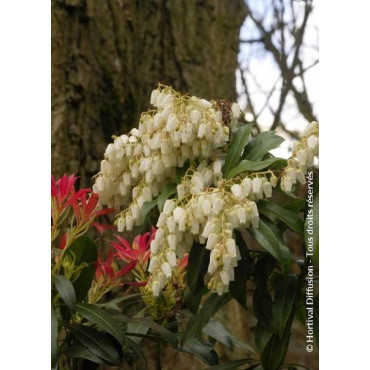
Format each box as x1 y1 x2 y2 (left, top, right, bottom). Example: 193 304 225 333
254 323 273 353
76 303 126 345
313 296 319 348
181 293 232 346
53 274 76 311
187 242 210 295
227 158 286 179
258 200 304 235
248 219 291 273
253 288 273 328
183 286 205 315
141 199 157 222
207 359 255 369
284 198 306 213
65 235 97 302
229 232 253 309
157 183 177 212
272 275 298 337
66 345 111 365
260 333 289 370
98 293 141 311
114 314 178 347
202 320 234 351
182 337 219 366
305 192 319 267
222 124 253 177
243 131 284 161
127 309 149 344
51 307 58 370
67 324 121 366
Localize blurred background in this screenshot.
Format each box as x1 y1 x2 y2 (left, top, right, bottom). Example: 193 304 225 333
51 0 318 368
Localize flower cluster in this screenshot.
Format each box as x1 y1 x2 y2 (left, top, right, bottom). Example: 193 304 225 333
93 85 241 231
147 161 272 296
281 121 319 192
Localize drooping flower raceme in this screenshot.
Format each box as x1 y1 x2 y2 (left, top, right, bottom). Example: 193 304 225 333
281 121 319 192
94 85 319 297
93 85 237 226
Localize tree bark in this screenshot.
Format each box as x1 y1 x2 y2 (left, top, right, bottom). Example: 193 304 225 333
51 0 247 186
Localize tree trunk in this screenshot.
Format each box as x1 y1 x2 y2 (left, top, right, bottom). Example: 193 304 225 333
51 0 247 187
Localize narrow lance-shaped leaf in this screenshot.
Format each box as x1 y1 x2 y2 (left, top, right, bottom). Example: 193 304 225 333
181 337 219 366
248 218 291 273
76 303 126 345
242 131 284 161
127 309 149 344
227 158 286 179
53 274 76 311
272 275 298 338
202 320 234 351
222 124 253 177
181 293 232 346
187 242 210 295
66 345 111 366
65 235 98 302
67 324 121 366
258 200 304 235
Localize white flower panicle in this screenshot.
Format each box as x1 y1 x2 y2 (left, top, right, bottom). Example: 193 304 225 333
93 85 241 231
146 160 278 296
281 121 319 192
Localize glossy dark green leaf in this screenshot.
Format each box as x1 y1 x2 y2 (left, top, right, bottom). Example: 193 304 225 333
187 242 210 295
202 320 234 351
253 288 273 328
127 309 149 344
284 198 306 213
226 158 286 179
65 235 97 302
272 275 298 337
222 124 253 177
53 274 76 311
157 183 177 212
254 254 276 289
66 345 110 365
125 336 147 366
207 358 255 369
67 324 121 366
254 323 273 353
114 314 177 347
248 219 291 273
51 307 58 370
260 333 289 370
140 200 157 222
258 200 304 235
183 286 205 315
181 293 232 346
76 303 126 345
182 337 219 366
243 131 284 161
